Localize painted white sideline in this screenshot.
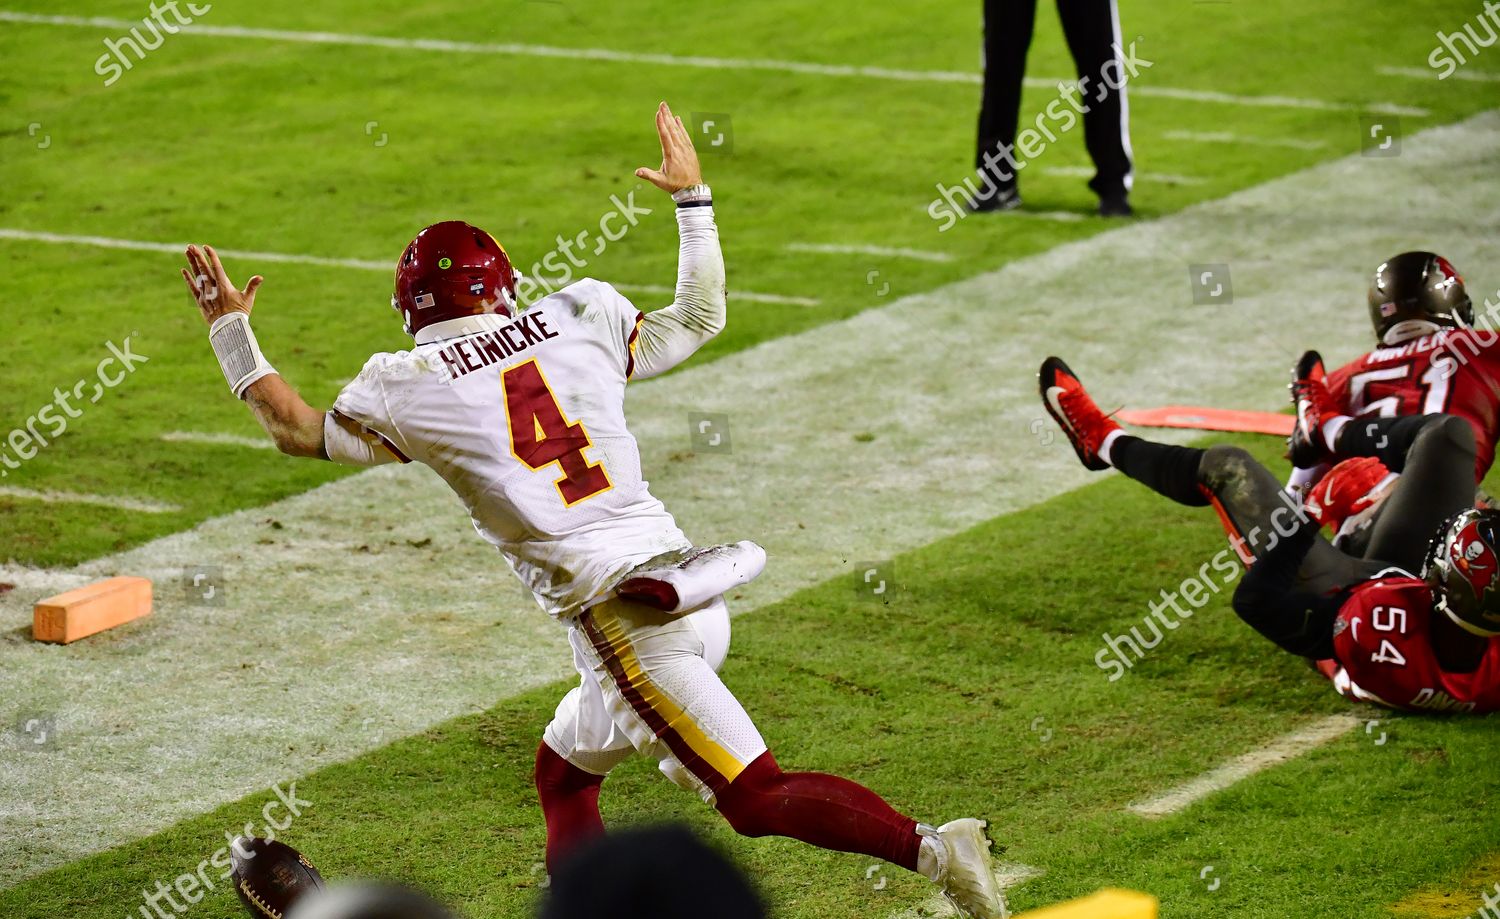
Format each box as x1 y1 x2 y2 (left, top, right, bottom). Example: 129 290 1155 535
160 431 277 450
0 12 1429 115
0 486 180 514
1377 65 1500 84
1165 130 1328 151
1045 166 1208 186
1026 211 1088 222
0 228 388 271
786 243 956 264
0 112 1494 888
1125 714 1363 818
0 228 817 307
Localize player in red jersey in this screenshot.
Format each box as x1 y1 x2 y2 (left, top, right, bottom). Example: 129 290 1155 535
1294 251 1498 483
1039 355 1500 714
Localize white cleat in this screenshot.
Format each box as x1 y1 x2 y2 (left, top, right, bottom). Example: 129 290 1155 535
923 818 1009 919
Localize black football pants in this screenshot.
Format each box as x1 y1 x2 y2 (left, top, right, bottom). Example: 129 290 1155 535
1110 414 1476 657
976 0 1134 198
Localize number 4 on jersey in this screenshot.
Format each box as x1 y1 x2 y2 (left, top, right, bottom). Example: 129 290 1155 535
503 360 612 505
1370 605 1408 667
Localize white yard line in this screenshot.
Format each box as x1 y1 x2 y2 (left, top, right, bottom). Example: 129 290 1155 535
1125 714 1363 818
1377 65 1500 84
0 228 389 271
0 486 180 514
0 230 817 306
0 11 1429 115
161 431 277 450
1164 130 1328 151
1125 84 1426 117
785 243 956 264
1024 210 1089 222
1 112 1494 888
562 281 821 307
1045 166 1208 185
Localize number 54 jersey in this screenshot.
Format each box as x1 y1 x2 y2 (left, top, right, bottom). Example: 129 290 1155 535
1320 576 1500 714
331 279 693 619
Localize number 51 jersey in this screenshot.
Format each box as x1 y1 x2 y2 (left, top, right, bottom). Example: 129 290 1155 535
332 279 692 619
1326 328 1500 481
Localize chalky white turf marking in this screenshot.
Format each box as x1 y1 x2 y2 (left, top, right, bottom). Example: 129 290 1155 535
532 279 821 306
1377 65 1500 83
0 486 180 514
0 229 814 306
1165 130 1328 151
785 243 956 264
161 431 277 450
0 228 388 271
1024 210 1089 222
1126 714 1363 818
1 112 1495 887
1045 166 1208 185
0 12 1429 115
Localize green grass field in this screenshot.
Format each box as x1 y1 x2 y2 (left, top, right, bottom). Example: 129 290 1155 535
2 0 1499 916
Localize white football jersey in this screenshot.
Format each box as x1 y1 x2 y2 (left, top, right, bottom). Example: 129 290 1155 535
332 279 692 618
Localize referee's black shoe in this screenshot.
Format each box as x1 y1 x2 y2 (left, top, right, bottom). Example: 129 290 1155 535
967 187 1022 213
1098 193 1133 218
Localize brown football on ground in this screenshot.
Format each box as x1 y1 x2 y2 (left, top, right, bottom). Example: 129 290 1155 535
230 837 326 918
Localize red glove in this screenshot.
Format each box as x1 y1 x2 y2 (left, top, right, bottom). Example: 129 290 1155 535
1303 456 1397 534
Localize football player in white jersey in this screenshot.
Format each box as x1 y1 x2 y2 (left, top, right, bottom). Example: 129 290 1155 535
181 103 1006 918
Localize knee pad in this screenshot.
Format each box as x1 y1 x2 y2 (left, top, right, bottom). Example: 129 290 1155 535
1198 445 1256 492
1422 414 1477 455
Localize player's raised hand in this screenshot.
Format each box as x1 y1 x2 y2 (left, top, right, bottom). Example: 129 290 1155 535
181 244 263 326
635 101 703 194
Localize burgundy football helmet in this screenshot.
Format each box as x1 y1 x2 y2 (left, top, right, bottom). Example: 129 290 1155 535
1424 508 1500 637
393 221 518 337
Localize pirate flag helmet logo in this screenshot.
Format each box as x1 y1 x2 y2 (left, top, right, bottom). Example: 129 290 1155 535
1425 508 1500 637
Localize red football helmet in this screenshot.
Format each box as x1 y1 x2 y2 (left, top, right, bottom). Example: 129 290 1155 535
392 221 519 337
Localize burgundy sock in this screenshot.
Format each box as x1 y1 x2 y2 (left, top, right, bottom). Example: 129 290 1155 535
534 742 607 873
716 752 922 871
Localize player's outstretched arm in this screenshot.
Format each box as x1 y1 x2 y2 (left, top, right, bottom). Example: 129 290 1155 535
631 102 726 380
181 245 329 459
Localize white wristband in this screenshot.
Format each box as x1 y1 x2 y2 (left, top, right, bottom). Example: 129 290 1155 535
672 184 713 206
209 312 277 398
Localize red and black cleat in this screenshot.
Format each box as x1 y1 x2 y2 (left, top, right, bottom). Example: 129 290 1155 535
1038 356 1122 472
1288 350 1341 469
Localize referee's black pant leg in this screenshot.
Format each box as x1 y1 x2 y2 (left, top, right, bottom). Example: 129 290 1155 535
1364 415 1478 572
1197 445 1381 593
977 0 1038 193
1055 0 1133 198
